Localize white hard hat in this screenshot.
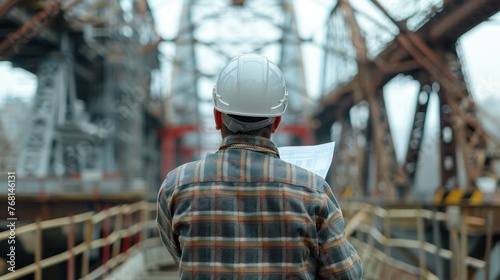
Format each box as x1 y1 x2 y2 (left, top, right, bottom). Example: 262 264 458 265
213 54 288 117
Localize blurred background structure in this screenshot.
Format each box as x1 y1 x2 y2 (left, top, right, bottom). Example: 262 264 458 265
0 0 499 279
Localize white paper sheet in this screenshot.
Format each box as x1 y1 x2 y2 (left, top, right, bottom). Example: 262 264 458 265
278 141 335 179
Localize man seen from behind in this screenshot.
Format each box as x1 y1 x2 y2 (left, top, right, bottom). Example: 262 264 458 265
156 53 363 279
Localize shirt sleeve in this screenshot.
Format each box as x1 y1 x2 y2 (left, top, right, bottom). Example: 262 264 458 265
316 184 363 279
156 179 181 265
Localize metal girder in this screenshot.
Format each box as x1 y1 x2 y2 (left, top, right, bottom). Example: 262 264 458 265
279 1 309 123
438 87 459 190
232 0 245 6
0 3 61 59
367 88 399 197
0 0 19 19
373 0 494 190
441 50 494 186
428 0 500 43
398 80 432 194
340 0 367 64
314 0 500 199
0 0 85 60
329 110 370 198
319 0 500 109
345 0 399 198
321 0 399 198
169 0 198 125
386 10 492 190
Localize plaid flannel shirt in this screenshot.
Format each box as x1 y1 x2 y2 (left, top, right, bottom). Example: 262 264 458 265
157 135 362 279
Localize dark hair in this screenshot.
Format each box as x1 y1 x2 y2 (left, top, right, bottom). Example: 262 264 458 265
222 114 273 137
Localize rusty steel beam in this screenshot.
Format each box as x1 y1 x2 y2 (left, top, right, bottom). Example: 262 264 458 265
430 0 489 40
335 118 358 196
319 0 500 110
0 0 82 59
398 81 432 194
340 0 368 109
340 0 367 64
443 51 492 187
370 88 399 197
368 0 496 190
371 0 458 86
314 0 500 199
318 81 355 106
340 0 399 198
374 58 421 74
0 0 19 19
0 2 61 59
429 0 500 42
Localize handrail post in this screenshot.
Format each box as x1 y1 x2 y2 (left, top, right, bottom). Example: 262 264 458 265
134 205 141 245
67 215 75 280
123 205 132 253
484 211 493 280
368 205 375 249
383 208 391 257
81 216 93 279
447 206 461 280
460 210 468 280
103 206 111 277
112 206 123 260
35 217 42 280
417 208 426 280
431 208 444 280
140 201 148 243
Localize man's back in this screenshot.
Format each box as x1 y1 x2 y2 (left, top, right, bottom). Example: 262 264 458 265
157 135 362 279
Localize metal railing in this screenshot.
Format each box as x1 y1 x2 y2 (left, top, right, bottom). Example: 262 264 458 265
2 199 496 279
0 201 158 280
341 201 495 280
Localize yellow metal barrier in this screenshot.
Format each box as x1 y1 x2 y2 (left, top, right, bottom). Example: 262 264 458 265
3 200 496 279
341 201 493 280
0 201 158 280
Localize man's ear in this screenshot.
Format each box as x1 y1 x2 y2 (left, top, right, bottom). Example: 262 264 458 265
214 109 223 130
271 116 281 133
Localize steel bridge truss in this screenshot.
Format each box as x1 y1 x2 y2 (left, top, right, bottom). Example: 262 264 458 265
313 0 500 202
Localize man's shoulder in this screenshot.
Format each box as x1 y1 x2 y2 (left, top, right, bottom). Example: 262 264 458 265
274 158 331 194
162 159 206 189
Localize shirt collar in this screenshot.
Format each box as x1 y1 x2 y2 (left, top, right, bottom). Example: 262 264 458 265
219 135 279 156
